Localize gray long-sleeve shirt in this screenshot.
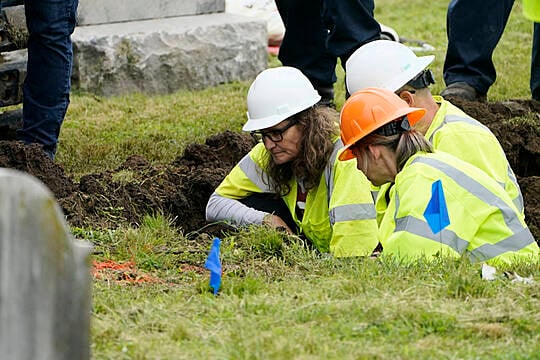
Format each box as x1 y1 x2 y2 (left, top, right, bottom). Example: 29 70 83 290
206 191 267 226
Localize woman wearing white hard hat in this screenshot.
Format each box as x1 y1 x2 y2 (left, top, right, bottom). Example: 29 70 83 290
206 66 378 257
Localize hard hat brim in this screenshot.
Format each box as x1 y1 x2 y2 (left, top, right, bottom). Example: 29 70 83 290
338 148 356 161
384 55 434 92
242 95 321 132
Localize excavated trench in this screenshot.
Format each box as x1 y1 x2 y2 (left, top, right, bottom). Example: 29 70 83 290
0 98 539 241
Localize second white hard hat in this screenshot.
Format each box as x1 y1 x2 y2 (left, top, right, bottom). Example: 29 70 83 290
243 66 321 132
345 40 434 94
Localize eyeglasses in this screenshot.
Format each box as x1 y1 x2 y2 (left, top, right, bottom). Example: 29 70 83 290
251 118 298 143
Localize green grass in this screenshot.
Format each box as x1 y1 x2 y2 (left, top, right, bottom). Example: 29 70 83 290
86 222 539 359
59 83 248 178
58 0 540 358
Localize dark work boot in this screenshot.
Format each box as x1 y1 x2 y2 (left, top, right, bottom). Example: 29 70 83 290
532 87 540 101
441 82 487 102
314 85 335 108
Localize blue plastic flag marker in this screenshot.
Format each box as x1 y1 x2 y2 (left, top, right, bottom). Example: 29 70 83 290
204 238 222 295
423 180 450 234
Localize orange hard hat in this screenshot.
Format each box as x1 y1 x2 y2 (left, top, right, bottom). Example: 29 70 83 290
339 87 426 161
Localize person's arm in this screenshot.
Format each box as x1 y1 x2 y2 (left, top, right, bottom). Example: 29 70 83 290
205 144 294 232
206 191 267 226
206 191 294 232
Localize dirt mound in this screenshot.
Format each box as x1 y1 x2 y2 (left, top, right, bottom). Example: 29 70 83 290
451 98 540 177
58 130 255 232
0 101 538 241
0 140 76 199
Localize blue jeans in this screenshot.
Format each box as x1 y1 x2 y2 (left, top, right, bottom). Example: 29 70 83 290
444 0 540 98
532 23 540 100
16 0 78 159
275 0 380 89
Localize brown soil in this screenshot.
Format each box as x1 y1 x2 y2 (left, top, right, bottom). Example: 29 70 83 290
0 100 539 241
0 130 255 236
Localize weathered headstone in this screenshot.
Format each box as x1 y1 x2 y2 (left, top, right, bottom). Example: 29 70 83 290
72 13 266 96
72 0 267 96
77 0 225 25
0 168 92 360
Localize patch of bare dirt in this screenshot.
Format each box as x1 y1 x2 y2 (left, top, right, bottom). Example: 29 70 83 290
0 101 538 241
58 130 255 234
0 140 76 199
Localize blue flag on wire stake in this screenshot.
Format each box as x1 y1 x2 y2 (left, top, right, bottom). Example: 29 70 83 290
423 180 450 234
204 238 222 295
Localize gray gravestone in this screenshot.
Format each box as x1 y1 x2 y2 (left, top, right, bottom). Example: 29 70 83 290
72 13 266 96
77 0 225 25
0 168 92 360
71 0 267 97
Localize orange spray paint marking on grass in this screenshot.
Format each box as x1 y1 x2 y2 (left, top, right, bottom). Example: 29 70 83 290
92 259 163 284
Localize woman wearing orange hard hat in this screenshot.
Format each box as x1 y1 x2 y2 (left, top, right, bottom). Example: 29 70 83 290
339 87 539 267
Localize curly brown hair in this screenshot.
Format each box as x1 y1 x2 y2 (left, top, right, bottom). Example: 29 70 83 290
260 106 340 196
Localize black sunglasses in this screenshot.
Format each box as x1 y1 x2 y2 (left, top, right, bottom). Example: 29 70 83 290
251 118 299 143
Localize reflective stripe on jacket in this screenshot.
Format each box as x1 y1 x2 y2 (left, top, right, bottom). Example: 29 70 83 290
427 96 523 213
374 96 524 226
379 151 538 267
216 141 378 257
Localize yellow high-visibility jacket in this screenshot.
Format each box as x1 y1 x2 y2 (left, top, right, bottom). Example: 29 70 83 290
379 151 538 267
427 96 523 212
215 140 378 257
375 96 524 225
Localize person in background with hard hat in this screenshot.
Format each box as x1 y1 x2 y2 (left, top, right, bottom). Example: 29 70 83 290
206 66 378 257
345 40 523 224
339 87 539 266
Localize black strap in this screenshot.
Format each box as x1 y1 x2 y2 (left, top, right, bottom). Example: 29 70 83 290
407 69 435 89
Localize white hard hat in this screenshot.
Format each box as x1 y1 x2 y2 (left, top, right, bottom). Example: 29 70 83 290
345 40 435 94
243 66 321 131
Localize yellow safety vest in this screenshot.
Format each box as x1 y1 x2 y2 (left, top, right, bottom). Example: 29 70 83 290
379 151 538 267
216 140 378 257
375 96 524 226
427 97 523 212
